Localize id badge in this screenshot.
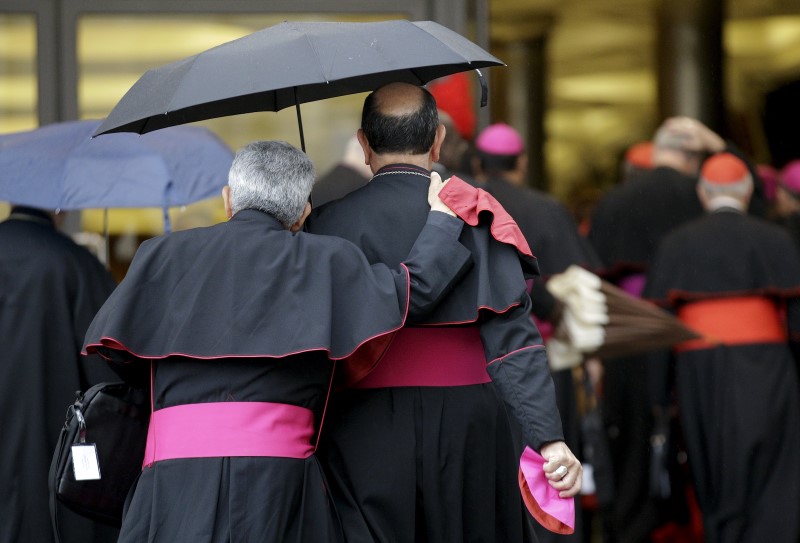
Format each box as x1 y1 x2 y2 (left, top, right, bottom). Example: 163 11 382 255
71 444 101 481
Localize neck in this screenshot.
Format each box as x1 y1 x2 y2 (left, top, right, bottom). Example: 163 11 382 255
706 195 746 212
503 172 526 187
653 149 698 177
370 153 431 174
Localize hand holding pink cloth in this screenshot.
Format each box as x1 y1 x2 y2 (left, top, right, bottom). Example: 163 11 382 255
438 175 535 262
518 446 576 534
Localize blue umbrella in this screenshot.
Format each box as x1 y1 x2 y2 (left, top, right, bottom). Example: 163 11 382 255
0 120 233 232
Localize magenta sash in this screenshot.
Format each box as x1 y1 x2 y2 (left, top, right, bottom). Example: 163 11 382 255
143 401 315 467
618 273 646 298
351 327 491 388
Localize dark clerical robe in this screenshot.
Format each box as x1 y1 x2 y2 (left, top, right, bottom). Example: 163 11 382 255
588 166 703 277
0 207 119 543
307 165 565 543
587 166 705 540
82 209 472 543
645 208 800 543
311 163 370 207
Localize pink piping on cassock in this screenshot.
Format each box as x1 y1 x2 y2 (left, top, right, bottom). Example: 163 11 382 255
486 344 546 367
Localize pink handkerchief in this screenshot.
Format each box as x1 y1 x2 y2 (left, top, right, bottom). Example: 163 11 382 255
518 446 575 534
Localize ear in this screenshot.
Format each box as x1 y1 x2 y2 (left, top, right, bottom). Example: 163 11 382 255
430 123 447 163
222 186 233 219
290 202 312 233
356 129 372 166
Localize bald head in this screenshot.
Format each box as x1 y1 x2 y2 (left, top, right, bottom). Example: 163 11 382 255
371 82 428 116
360 82 439 155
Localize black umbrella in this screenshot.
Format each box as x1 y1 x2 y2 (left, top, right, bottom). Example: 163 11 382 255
95 20 504 150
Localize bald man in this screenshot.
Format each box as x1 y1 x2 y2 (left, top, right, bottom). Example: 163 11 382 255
307 82 580 543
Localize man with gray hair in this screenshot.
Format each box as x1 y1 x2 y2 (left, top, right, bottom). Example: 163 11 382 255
644 152 800 542
82 140 474 543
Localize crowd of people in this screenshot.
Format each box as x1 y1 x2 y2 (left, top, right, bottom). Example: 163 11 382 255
452 116 800 543
2 77 799 543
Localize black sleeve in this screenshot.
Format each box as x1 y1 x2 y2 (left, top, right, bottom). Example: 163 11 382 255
92 347 150 389
480 292 564 451
529 278 560 322
786 297 800 372
392 211 473 321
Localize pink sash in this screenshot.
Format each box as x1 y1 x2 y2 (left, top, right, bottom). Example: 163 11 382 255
351 327 491 388
143 401 315 467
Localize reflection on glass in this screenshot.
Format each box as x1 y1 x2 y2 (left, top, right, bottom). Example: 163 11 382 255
0 14 37 135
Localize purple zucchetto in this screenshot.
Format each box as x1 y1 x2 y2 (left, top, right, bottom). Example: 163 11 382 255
475 123 524 156
780 160 800 195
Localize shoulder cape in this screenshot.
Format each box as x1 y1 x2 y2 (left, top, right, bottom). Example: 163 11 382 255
83 211 413 363
308 172 540 325
645 211 800 304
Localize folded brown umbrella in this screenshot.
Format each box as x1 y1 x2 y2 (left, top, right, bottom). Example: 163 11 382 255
593 280 699 358
547 266 700 365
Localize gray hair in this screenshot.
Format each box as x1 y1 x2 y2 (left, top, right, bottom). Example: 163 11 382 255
228 141 315 228
653 126 697 153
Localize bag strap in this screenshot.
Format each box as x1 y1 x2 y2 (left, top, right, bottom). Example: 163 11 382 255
50 403 74 543
50 482 61 543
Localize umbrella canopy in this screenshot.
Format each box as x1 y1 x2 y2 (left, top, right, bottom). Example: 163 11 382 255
0 120 232 211
95 20 504 137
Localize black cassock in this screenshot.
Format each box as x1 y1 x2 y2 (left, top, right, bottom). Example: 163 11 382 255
587 166 705 540
311 163 370 207
307 165 565 543
83 209 471 543
588 166 703 277
645 208 800 543
0 208 119 543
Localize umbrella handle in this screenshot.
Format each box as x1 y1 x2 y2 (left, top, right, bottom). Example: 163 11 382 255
103 208 110 270
476 69 488 108
294 87 306 153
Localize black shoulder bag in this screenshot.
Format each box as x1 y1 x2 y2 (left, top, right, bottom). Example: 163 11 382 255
49 382 149 537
